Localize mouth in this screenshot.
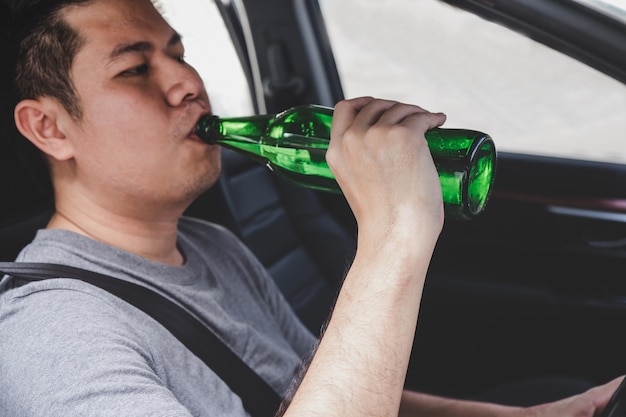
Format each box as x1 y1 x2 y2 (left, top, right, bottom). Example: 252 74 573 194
187 112 213 143
187 130 204 143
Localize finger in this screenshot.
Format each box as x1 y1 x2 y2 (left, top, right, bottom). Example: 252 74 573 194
401 110 447 134
375 102 446 135
330 96 377 136
354 101 444 134
350 99 404 129
375 102 430 126
331 97 445 141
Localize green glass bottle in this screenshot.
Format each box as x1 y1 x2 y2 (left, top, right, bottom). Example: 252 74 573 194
195 104 496 220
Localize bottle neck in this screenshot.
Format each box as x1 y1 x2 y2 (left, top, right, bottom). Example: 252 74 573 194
195 113 275 144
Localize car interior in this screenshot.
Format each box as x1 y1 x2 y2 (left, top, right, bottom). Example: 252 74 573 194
2 0 626 403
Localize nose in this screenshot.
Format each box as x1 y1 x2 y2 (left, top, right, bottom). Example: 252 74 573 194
163 58 208 108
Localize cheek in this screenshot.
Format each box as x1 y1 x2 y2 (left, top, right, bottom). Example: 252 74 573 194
80 102 168 156
80 82 165 131
72 117 164 180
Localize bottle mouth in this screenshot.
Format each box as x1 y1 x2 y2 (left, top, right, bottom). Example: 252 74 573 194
194 114 221 144
464 135 497 218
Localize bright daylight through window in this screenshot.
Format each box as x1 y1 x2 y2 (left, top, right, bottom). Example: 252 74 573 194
159 0 626 165
320 0 626 164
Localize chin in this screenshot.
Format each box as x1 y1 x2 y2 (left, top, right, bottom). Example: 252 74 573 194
183 166 221 200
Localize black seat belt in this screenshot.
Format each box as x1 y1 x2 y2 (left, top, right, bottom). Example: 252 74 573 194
0 262 283 417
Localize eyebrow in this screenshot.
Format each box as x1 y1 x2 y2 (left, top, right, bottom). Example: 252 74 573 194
108 32 183 62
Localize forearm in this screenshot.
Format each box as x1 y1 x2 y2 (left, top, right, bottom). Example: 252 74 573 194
278 97 446 417
282 231 437 417
399 390 524 417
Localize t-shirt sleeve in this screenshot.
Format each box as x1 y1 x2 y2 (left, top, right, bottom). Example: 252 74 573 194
0 283 194 417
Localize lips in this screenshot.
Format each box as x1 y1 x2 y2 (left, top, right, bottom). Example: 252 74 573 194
186 112 212 143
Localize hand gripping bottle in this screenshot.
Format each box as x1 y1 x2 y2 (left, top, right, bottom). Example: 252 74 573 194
196 105 496 220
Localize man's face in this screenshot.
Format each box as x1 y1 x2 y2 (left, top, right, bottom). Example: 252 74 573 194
58 0 220 215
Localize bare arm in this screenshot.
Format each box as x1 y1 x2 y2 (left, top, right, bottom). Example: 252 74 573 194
277 97 625 417
398 376 624 417
399 390 522 417
281 97 447 416
277 97 626 417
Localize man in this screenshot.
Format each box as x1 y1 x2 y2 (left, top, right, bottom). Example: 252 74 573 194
0 0 621 416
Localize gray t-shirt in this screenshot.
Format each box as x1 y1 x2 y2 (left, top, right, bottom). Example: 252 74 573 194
0 216 317 417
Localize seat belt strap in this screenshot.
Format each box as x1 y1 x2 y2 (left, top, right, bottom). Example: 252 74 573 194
0 262 283 417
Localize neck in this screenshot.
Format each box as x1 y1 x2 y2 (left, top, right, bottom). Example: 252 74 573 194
48 199 187 267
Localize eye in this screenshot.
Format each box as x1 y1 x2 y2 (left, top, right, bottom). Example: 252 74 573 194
177 55 187 64
120 63 149 76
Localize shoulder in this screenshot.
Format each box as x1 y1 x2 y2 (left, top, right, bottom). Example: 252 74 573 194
0 278 152 347
0 277 159 367
0 281 196 417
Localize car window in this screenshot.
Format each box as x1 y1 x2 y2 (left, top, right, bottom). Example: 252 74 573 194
319 0 626 164
157 0 254 117
573 0 626 23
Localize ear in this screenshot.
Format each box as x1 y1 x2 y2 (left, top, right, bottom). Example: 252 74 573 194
14 98 75 161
